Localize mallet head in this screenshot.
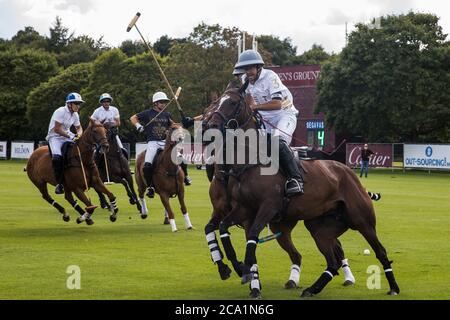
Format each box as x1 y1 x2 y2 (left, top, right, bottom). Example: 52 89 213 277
127 12 141 32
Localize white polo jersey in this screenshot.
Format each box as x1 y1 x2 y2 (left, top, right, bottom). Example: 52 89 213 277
91 105 120 124
243 68 298 120
46 106 80 140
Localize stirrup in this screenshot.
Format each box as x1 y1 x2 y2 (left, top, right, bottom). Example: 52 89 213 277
285 179 304 196
55 184 64 195
146 186 155 198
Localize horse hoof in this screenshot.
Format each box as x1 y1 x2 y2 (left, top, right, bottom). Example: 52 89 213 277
284 280 298 289
387 289 399 296
301 288 314 298
343 280 355 286
219 264 232 281
249 288 261 299
110 215 117 222
86 219 94 226
101 204 110 210
62 215 70 222
235 262 245 278
129 198 136 205
187 226 194 230
76 218 83 224
141 214 148 220
163 217 170 225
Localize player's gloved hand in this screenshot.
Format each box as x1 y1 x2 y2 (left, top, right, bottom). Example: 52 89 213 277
135 123 144 133
182 116 194 128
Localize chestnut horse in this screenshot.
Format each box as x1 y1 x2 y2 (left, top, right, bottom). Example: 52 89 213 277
26 119 119 225
135 125 193 232
203 82 400 299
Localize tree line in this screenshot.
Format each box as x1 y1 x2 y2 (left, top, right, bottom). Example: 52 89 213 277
0 13 448 144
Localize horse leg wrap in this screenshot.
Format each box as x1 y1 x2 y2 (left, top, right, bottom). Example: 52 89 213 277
368 192 381 201
250 264 261 291
110 198 118 212
206 232 223 263
342 259 355 283
50 200 65 214
244 238 258 266
219 232 238 262
72 201 85 215
289 264 301 285
183 212 193 229
309 268 336 294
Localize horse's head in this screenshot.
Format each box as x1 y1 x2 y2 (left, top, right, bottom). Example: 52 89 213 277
102 121 118 143
165 123 185 147
82 119 109 154
203 80 251 133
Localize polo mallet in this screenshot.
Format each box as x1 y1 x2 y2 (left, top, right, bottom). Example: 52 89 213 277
126 12 186 118
145 87 182 127
103 152 114 185
258 232 282 244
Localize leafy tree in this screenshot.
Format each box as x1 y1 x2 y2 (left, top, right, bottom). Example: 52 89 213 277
81 49 163 143
26 63 91 139
289 44 331 65
257 35 297 66
11 26 48 51
316 13 450 142
119 40 147 57
47 16 74 53
0 49 59 140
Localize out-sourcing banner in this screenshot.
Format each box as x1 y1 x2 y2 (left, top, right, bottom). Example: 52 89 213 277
11 141 34 159
404 144 450 169
0 141 7 158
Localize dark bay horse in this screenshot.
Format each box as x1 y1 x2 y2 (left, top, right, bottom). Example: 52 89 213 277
95 122 141 216
199 94 357 289
26 119 119 225
203 83 400 298
135 125 193 232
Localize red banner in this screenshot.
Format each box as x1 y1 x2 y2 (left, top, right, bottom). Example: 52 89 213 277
268 65 321 87
346 144 393 168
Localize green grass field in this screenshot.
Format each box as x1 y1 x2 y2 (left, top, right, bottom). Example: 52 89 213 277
1 160 449 300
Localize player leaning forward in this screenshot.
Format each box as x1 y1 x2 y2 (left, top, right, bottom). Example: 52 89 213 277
237 50 305 196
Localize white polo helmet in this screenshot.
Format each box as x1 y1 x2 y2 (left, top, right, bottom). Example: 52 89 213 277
152 91 170 103
99 93 113 103
66 92 85 104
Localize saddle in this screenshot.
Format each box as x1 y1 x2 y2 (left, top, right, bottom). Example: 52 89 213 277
48 141 75 169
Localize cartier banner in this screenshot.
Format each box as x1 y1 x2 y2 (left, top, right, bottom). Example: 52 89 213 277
346 143 393 168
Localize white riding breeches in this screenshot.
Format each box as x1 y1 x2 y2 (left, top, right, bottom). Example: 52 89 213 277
262 112 298 145
48 136 72 156
145 140 166 163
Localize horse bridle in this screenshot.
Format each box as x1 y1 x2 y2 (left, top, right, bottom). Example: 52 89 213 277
210 91 254 131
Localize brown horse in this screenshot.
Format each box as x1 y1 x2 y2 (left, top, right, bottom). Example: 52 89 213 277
199 93 357 289
203 82 400 299
26 119 119 225
135 125 193 232
95 122 141 215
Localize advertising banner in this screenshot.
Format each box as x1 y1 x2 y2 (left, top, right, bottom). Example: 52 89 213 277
404 144 450 169
0 141 6 158
11 141 34 159
346 143 393 168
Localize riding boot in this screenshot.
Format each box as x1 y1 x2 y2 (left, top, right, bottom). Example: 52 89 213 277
52 155 65 194
143 162 155 198
180 162 192 186
278 139 305 196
